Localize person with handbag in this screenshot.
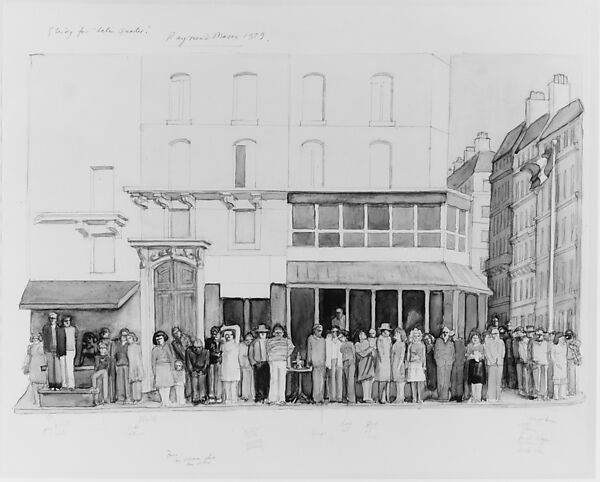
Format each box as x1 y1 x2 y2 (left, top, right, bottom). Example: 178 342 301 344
23 333 47 406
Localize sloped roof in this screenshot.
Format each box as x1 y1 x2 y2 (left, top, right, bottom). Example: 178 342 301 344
516 113 550 153
447 151 495 189
492 121 527 161
540 99 584 140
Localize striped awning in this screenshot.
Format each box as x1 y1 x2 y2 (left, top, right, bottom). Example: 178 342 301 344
287 261 491 294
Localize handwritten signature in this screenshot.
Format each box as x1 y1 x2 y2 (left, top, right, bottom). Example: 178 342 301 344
166 449 216 466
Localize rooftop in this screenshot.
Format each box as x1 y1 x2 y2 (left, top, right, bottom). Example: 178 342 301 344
515 113 550 153
540 99 584 140
492 121 527 161
447 151 495 189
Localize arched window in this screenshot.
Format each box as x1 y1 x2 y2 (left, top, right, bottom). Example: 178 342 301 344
233 73 258 123
296 140 324 188
168 139 191 188
302 73 325 123
370 73 393 125
169 73 191 121
369 141 392 188
233 139 257 188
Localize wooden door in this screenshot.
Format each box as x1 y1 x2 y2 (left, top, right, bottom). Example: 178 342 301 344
154 261 197 337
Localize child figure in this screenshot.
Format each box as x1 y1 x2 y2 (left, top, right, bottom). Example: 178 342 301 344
239 332 255 402
92 342 111 405
173 359 187 406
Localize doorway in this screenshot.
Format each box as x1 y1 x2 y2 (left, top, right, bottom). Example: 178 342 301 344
154 260 197 337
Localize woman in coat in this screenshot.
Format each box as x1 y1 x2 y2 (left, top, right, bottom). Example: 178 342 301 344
374 323 393 404
220 324 241 404
354 330 375 403
551 332 568 400
151 330 176 407
23 333 47 406
127 332 144 404
406 328 426 403
391 328 407 404
466 331 486 403
424 333 438 400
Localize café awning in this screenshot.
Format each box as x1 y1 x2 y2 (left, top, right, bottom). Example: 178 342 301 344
287 261 491 294
19 280 140 310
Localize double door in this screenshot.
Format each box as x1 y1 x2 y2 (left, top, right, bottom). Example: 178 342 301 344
154 261 197 337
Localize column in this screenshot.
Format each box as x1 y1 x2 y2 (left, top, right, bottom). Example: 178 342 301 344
243 299 251 334
371 290 376 330
478 294 488 332
345 289 350 330
452 290 459 333
397 289 403 329
140 266 154 393
270 283 287 327
424 289 430 333
196 268 206 341
314 288 320 326
204 284 221 337
286 287 292 335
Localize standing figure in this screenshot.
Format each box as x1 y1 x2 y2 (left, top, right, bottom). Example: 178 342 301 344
151 330 176 407
220 324 241 404
92 342 111 405
551 332 568 400
339 331 356 404
186 338 210 405
173 359 187 406
113 328 131 404
23 333 47 405
466 332 486 403
266 323 294 405
374 323 392 404
391 328 407 404
77 332 98 367
331 308 346 331
239 332 255 402
423 333 437 399
368 328 378 401
484 327 505 402
325 326 343 403
307 324 326 404
41 312 62 390
205 326 223 403
249 324 270 403
171 326 193 402
546 331 556 399
501 325 517 389
126 332 144 404
355 330 375 403
434 326 455 402
565 329 582 397
450 332 465 402
530 329 549 400
58 315 78 390
520 327 535 398
97 327 115 402
406 328 426 403
512 328 525 395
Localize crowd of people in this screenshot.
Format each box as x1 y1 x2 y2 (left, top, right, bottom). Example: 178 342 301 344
23 311 583 407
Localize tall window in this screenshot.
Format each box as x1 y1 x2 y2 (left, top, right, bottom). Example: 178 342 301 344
169 73 191 122
90 166 114 211
233 73 258 123
298 140 324 188
302 73 325 123
234 139 257 188
370 73 393 125
168 139 191 188
369 141 392 188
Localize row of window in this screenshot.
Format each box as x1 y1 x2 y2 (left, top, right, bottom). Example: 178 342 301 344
512 277 535 303
490 209 510 237
290 203 468 249
169 72 395 124
511 312 575 332
490 234 509 259
490 278 509 300
491 178 511 205
166 138 396 189
513 239 535 265
537 259 577 299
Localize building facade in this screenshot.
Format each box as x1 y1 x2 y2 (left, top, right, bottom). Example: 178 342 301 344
447 132 494 281
21 53 490 392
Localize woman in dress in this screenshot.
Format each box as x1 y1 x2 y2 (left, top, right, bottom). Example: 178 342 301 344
23 333 47 406
151 330 176 407
127 332 144 404
551 332 568 400
220 324 241 404
406 328 426 403
391 328 407 404
354 330 375 403
466 331 486 403
374 323 393 404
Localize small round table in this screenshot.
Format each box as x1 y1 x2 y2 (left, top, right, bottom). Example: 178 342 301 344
286 366 313 404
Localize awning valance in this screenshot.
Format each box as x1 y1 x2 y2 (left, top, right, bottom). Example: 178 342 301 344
19 280 139 310
287 261 491 294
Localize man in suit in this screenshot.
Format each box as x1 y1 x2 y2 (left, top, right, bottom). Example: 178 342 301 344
434 326 455 401
58 315 78 390
306 324 326 403
42 312 63 390
249 324 270 403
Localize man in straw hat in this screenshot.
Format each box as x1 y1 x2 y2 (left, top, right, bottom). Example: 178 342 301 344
307 324 326 403
249 323 270 403
374 323 392 404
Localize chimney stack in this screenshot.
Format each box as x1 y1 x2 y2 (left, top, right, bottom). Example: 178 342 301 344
525 91 548 125
548 73 571 116
463 146 475 162
474 132 491 152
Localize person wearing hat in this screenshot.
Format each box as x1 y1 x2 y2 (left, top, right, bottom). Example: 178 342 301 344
58 315 78 390
484 327 505 402
434 326 455 402
374 323 392 404
307 324 326 403
565 329 582 396
325 326 343 403
530 329 549 400
220 324 241 404
41 312 63 391
151 330 176 407
206 325 223 403
112 327 132 403
249 323 270 403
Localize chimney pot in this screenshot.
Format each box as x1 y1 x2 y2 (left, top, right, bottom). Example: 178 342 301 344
474 132 491 152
